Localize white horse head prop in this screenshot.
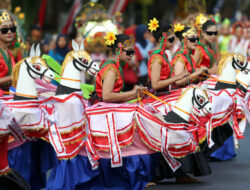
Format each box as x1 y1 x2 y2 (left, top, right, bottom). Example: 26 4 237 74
174 86 211 121
58 40 99 91
13 44 55 99
217 53 248 83
236 62 250 93
70 39 99 75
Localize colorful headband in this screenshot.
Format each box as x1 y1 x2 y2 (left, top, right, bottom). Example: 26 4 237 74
182 27 198 38
104 32 134 48
0 10 11 24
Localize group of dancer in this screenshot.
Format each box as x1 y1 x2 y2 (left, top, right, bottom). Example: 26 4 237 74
0 8 250 190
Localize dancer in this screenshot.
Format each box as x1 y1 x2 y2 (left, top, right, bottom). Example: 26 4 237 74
147 19 188 93
193 14 218 74
152 23 211 184
0 9 31 190
172 23 208 87
0 10 16 96
96 33 146 102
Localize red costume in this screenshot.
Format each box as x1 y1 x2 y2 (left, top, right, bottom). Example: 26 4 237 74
95 60 124 98
148 50 172 80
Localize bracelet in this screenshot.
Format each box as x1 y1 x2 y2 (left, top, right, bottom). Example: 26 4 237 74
185 76 190 85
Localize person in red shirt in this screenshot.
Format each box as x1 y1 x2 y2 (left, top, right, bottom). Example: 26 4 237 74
0 10 16 96
95 33 146 102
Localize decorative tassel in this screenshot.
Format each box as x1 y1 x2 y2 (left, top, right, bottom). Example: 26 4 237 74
160 33 167 55
116 43 123 68
183 38 187 54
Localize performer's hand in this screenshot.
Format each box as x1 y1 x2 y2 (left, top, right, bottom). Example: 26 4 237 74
177 70 190 80
197 66 208 75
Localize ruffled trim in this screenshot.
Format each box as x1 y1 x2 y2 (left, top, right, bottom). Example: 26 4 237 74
149 54 163 70
101 65 120 85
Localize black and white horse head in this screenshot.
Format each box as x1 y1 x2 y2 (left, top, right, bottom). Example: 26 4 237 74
70 40 99 76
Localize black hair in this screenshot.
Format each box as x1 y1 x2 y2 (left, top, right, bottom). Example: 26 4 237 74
175 26 190 41
202 20 216 31
152 21 172 42
107 34 130 53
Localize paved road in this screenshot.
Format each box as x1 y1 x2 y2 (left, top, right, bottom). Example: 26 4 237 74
148 125 250 190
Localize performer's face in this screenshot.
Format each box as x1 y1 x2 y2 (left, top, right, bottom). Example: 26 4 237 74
234 27 242 38
119 45 135 63
0 20 15 43
165 33 175 50
186 34 199 50
242 28 248 40
202 25 217 44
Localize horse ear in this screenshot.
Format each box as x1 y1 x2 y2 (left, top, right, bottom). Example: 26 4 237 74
35 44 41 57
80 39 85 50
29 44 35 57
72 40 79 51
200 83 208 91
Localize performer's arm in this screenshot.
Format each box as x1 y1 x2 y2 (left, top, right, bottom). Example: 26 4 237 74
102 69 145 102
151 60 188 90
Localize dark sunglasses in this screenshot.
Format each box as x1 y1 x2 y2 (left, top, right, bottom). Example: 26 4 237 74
205 31 218 36
0 26 16 34
167 36 175 43
123 49 135 56
188 37 199 43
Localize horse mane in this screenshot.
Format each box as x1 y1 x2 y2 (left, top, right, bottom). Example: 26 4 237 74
217 53 238 76
177 87 192 102
177 86 208 102
60 50 92 76
12 57 47 88
61 51 73 76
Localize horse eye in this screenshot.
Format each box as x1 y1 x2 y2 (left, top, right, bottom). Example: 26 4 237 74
81 58 88 63
239 61 244 66
199 97 204 104
34 65 41 71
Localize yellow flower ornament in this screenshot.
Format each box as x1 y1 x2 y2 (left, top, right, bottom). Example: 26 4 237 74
148 18 159 32
104 32 117 46
174 23 185 33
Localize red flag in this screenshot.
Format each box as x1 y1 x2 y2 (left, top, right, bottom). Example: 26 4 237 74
61 0 82 34
38 0 47 29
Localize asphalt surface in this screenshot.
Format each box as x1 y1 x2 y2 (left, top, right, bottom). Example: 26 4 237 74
147 124 250 190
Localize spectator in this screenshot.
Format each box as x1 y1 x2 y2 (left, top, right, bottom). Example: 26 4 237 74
48 34 69 65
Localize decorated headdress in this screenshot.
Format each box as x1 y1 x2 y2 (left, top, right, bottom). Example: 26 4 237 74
174 23 198 54
148 17 174 55
0 10 11 24
195 14 208 31
104 32 135 68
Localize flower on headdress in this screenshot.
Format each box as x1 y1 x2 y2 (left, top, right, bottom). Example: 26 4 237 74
174 23 185 33
148 18 159 32
15 6 21 13
104 32 117 46
195 14 208 29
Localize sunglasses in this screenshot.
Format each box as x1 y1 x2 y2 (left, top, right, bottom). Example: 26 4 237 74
188 37 199 43
0 26 16 34
205 31 218 36
167 36 175 43
123 49 135 56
